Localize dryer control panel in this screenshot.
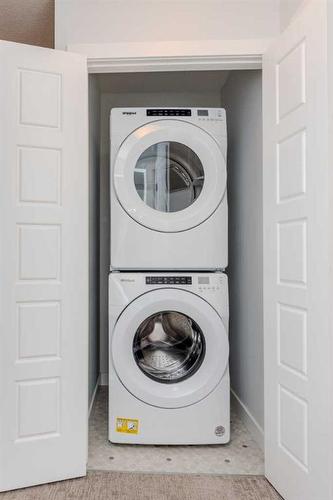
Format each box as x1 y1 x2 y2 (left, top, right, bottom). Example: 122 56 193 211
144 108 224 120
147 109 191 117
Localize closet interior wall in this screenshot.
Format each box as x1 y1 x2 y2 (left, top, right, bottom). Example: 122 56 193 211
222 70 264 440
88 75 101 403
88 69 264 444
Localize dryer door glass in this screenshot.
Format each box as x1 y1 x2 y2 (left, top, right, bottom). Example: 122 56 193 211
133 311 205 383
134 142 204 212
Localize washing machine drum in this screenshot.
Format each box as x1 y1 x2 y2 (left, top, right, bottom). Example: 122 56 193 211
133 311 205 384
113 120 226 232
111 289 229 409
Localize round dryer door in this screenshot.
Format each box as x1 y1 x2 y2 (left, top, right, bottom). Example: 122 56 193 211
113 120 226 232
111 289 229 409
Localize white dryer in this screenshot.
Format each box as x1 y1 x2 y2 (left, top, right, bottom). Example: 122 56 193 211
110 108 228 271
109 272 230 444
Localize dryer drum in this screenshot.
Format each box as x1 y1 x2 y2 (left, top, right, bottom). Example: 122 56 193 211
134 141 205 213
133 311 206 384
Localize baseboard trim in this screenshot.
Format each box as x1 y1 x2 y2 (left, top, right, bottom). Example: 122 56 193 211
100 372 109 386
89 374 101 418
231 388 264 451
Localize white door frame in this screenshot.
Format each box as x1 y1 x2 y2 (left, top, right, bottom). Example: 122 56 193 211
68 38 270 73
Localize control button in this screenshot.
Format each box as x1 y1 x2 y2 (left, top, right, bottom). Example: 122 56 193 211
146 109 191 117
146 275 192 285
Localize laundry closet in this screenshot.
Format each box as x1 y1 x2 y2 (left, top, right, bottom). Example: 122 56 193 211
85 67 263 469
88 68 263 449
0 2 332 499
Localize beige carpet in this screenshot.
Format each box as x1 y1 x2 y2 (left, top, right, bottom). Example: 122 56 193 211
0 471 281 500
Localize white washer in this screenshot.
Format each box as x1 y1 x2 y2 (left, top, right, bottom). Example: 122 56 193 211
109 272 230 444
110 107 228 271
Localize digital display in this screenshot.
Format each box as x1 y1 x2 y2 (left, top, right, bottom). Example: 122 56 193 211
197 110 209 116
198 277 210 285
146 276 192 285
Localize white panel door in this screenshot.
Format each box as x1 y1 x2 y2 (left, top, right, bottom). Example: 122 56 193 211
263 2 333 499
0 41 88 491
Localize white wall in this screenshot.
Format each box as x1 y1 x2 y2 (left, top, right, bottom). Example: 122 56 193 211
55 0 279 50
88 75 101 403
98 71 227 377
279 0 305 30
221 70 264 431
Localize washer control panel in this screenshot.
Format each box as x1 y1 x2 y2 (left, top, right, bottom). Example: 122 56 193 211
146 276 192 285
143 274 225 292
198 274 225 292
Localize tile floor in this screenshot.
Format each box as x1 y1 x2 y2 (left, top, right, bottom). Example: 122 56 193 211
88 387 264 475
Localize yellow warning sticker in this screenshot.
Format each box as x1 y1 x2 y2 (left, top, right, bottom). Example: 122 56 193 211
116 417 139 434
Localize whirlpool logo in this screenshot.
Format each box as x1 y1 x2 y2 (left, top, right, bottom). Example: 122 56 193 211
120 278 136 283
122 111 137 116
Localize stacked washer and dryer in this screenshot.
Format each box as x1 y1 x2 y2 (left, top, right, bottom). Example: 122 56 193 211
109 108 229 444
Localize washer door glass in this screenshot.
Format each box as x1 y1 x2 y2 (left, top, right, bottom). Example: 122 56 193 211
112 287 228 408
134 142 204 213
133 311 205 383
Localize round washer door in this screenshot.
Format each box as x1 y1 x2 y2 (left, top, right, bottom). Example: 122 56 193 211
113 120 226 232
111 288 229 409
